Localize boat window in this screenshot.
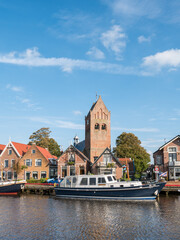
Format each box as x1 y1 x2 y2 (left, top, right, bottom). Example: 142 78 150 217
107 176 113 181
66 178 71 186
120 185 124 187
113 176 116 181
73 177 77 184
80 178 88 185
90 178 96 185
98 177 106 184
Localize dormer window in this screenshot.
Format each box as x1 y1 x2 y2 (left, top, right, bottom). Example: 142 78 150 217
102 124 106 130
95 123 99 130
8 149 12 155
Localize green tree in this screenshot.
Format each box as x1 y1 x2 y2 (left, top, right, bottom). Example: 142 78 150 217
114 132 150 178
28 127 61 157
13 160 27 180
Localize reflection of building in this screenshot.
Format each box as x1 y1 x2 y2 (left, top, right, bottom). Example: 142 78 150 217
0 140 57 180
153 135 180 180
58 96 123 178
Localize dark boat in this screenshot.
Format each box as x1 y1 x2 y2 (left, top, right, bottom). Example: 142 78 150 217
55 175 166 201
0 181 24 196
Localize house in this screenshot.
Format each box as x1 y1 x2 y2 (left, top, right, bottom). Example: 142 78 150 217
0 141 30 180
20 143 57 180
91 148 123 179
0 140 57 180
58 145 91 178
153 135 180 180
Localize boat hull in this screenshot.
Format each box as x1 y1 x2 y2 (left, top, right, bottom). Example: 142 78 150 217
0 183 24 196
55 182 166 201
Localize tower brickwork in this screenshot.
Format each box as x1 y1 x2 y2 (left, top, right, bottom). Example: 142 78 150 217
85 96 111 163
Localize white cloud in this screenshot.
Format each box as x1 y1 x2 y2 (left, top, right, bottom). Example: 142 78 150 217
111 127 159 133
168 117 178 121
138 35 151 43
6 84 23 92
100 25 126 59
29 117 84 130
73 110 82 116
142 49 180 72
86 47 105 59
0 47 137 75
106 0 161 19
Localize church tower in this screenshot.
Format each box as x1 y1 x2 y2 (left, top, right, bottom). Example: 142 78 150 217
85 96 111 163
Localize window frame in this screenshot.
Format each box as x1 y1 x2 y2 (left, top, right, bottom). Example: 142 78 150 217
35 159 42 167
26 159 32 167
4 159 8 168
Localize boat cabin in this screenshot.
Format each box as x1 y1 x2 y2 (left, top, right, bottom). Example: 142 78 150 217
59 175 142 188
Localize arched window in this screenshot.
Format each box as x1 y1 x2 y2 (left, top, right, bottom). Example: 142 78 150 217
95 123 100 130
102 123 106 130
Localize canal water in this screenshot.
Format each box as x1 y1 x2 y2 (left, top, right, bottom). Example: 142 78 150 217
0 195 180 240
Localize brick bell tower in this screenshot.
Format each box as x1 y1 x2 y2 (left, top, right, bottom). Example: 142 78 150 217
85 96 111 163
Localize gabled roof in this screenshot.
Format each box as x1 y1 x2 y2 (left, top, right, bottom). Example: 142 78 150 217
92 148 122 167
154 135 180 152
36 146 57 160
0 144 5 154
58 145 90 163
12 142 31 156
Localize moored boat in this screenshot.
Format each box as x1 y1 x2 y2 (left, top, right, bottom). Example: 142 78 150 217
0 181 25 196
55 175 166 201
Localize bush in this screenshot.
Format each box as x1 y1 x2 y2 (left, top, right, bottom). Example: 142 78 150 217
67 161 75 165
26 178 41 183
106 163 115 168
40 178 47 183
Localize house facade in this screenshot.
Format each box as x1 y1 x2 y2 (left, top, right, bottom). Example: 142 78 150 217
0 141 30 180
91 148 122 179
20 143 57 180
153 135 180 180
0 140 57 180
58 145 90 178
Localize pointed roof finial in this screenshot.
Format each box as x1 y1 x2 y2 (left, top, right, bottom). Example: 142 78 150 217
96 92 98 101
9 137 11 142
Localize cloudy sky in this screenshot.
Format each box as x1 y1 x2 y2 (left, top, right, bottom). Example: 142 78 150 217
0 0 180 161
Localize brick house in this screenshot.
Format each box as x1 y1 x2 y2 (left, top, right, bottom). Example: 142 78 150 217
91 148 123 179
20 143 57 180
58 145 91 178
0 140 57 180
153 135 180 180
0 141 30 180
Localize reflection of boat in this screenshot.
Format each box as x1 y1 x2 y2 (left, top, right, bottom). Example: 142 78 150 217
0 181 25 196
55 175 166 201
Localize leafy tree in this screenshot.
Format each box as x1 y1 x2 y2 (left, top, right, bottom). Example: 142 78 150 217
13 161 27 180
28 127 61 157
114 132 150 178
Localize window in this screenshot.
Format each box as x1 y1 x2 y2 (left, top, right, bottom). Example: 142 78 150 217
169 153 177 162
4 160 8 168
70 166 75 176
11 159 15 168
32 171 38 179
26 159 32 166
107 176 113 181
8 149 12 155
95 123 100 130
73 177 77 183
80 178 88 185
66 177 71 186
103 154 112 165
14 172 17 179
41 171 46 178
156 155 162 165
7 172 12 180
35 159 42 166
113 176 116 181
102 124 106 130
69 154 75 162
90 178 96 185
32 149 36 154
168 147 176 152
98 177 106 184
87 120 89 125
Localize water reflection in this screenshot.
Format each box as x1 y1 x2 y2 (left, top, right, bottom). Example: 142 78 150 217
0 195 180 239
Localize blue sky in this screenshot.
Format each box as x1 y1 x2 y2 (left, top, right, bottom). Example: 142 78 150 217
0 0 180 161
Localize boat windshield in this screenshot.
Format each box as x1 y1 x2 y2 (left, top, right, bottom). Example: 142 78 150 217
113 176 116 181
107 176 113 181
